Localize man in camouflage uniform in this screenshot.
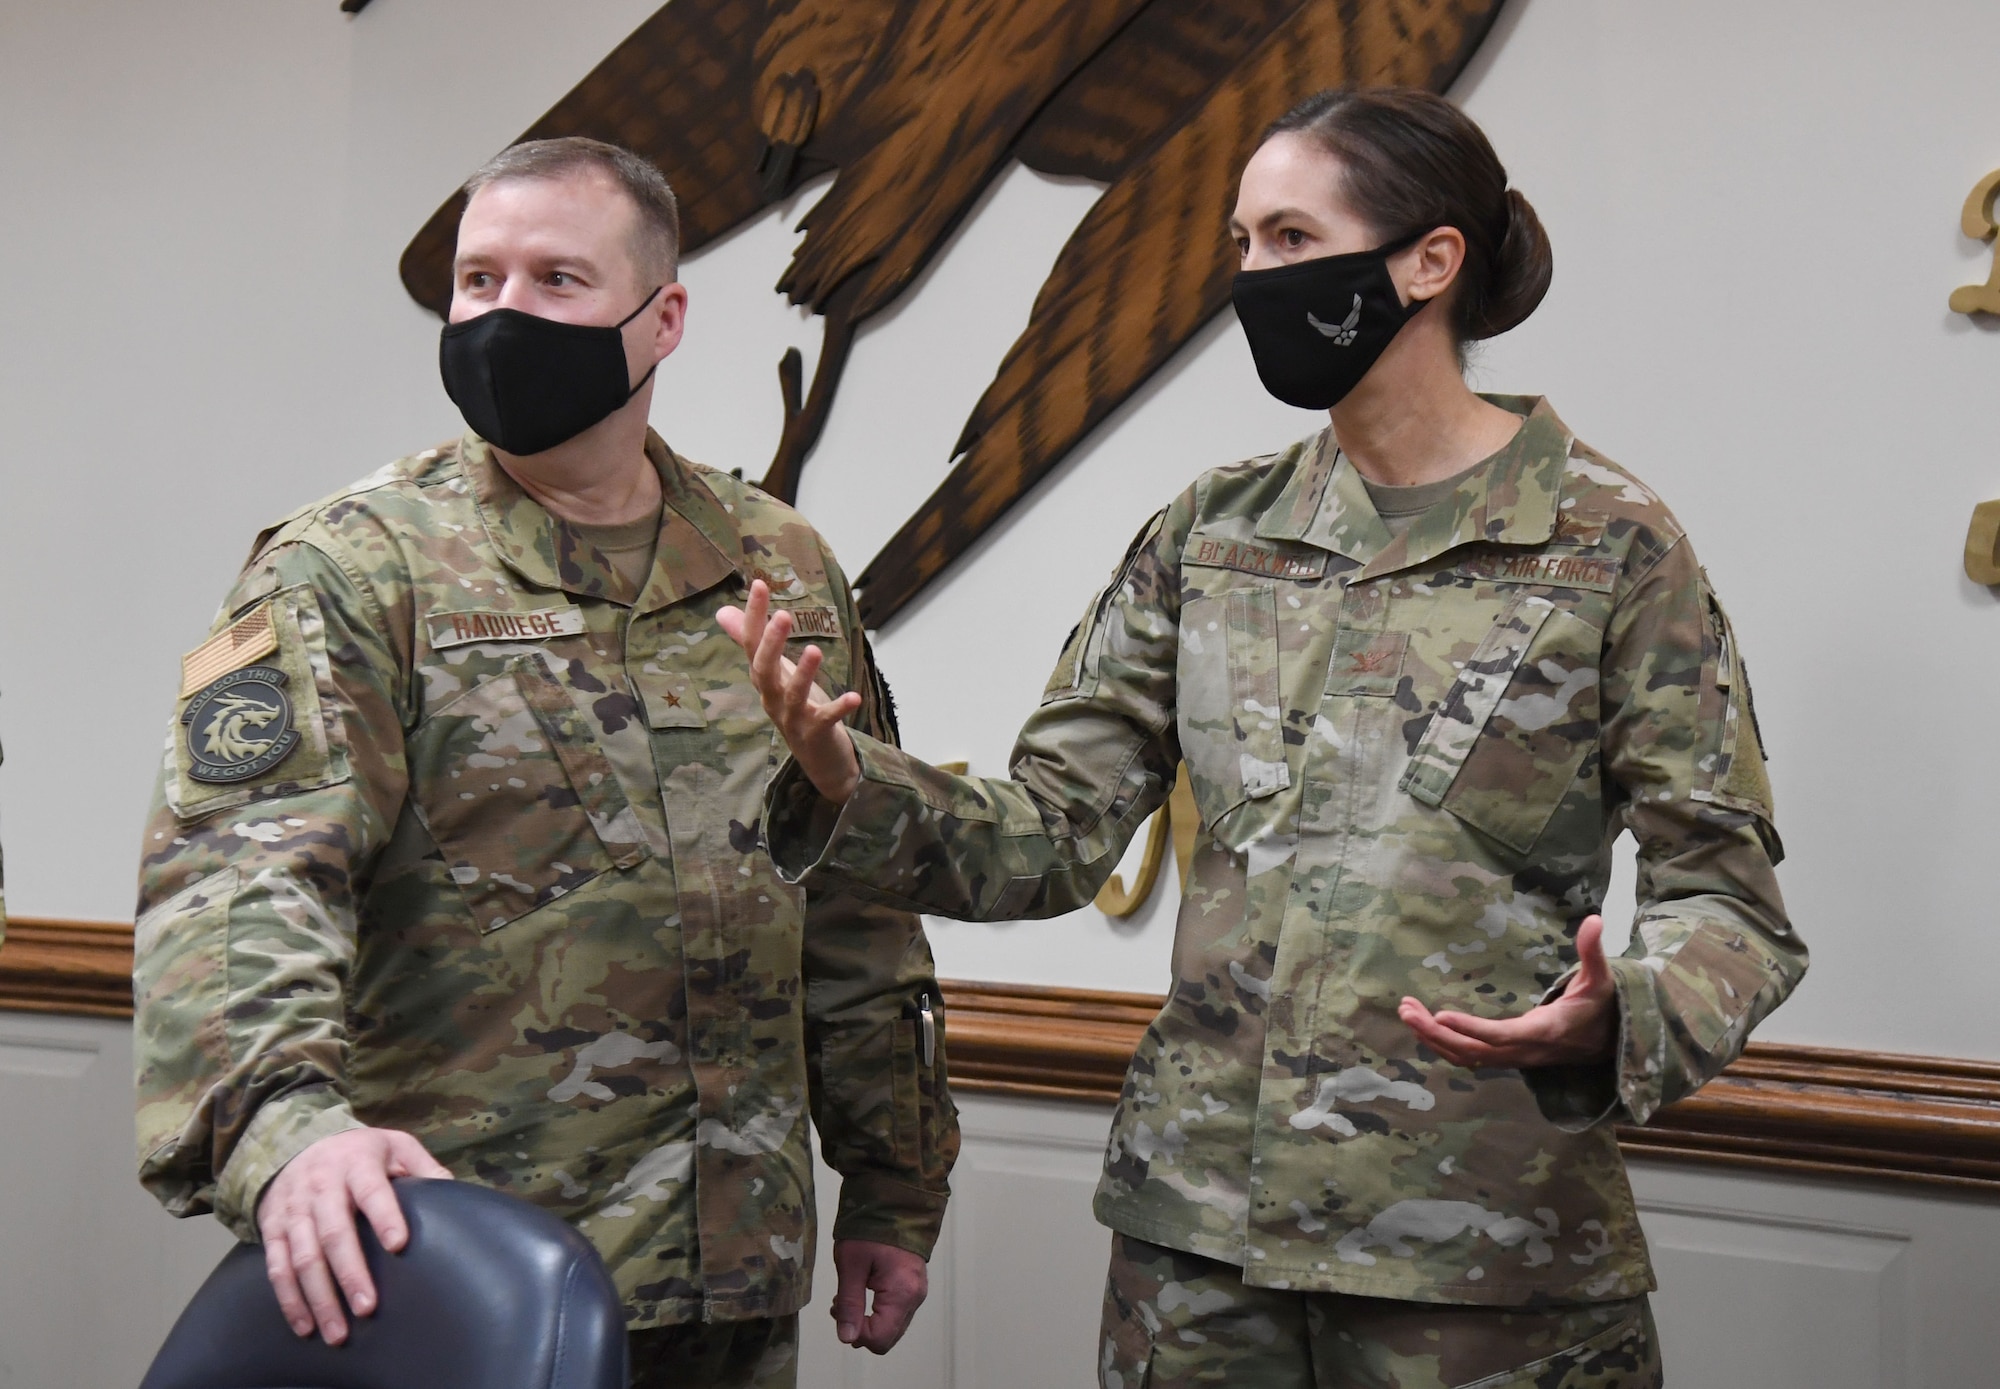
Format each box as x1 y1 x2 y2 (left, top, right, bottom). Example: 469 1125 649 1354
745 397 1803 1385
133 139 955 1387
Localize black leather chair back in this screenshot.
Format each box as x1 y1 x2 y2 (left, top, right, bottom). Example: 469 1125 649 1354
139 1177 627 1389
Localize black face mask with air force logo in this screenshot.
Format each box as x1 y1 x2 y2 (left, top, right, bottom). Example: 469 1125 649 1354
1230 230 1427 410
439 287 662 456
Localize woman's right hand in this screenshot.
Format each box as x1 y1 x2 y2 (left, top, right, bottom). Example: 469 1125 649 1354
718 580 864 805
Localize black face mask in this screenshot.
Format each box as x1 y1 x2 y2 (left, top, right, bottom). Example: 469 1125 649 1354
1230 231 1427 410
439 287 663 456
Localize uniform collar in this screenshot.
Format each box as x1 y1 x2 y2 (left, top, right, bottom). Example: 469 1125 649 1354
1257 395 1573 578
463 430 742 612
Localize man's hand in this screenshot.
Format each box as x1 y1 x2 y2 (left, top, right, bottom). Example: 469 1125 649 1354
717 579 863 804
1398 915 1619 1070
830 1239 928 1354
255 1126 452 1344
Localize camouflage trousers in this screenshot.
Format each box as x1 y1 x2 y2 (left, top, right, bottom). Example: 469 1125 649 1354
1100 1233 1661 1389
628 1314 799 1389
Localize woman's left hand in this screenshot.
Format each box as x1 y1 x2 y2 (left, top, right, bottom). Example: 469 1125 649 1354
1397 915 1618 1068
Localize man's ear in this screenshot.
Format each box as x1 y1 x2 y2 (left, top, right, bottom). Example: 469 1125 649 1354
652 282 690 362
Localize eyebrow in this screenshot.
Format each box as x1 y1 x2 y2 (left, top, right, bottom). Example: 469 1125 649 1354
1227 205 1321 238
1257 206 1318 231
451 250 605 279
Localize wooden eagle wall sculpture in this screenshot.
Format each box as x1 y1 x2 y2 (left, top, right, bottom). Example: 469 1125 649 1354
399 0 1507 626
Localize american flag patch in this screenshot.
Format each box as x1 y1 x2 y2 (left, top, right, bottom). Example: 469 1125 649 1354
180 603 278 698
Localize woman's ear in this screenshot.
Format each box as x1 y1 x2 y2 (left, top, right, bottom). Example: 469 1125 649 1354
1400 226 1467 306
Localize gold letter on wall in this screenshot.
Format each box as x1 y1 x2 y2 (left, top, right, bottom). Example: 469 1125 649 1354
1095 766 1199 919
1950 167 2000 317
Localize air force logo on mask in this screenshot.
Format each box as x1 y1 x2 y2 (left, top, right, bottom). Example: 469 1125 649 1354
181 665 300 784
1307 294 1364 347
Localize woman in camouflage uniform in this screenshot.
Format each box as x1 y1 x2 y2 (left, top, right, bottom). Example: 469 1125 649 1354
726 88 1802 1388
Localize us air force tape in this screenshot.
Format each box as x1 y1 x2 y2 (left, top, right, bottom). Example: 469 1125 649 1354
180 665 301 784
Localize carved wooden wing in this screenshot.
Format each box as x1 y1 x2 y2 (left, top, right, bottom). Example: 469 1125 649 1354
854 0 1506 624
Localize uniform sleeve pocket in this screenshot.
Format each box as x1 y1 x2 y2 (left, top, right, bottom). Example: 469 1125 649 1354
1403 596 1601 856
407 654 648 933
134 867 237 1176
1177 586 1290 840
1691 588 1782 860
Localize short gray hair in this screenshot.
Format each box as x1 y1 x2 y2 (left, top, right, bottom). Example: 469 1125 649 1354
463 136 681 284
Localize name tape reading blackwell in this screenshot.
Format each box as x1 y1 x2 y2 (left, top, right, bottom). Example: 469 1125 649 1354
1185 537 1329 581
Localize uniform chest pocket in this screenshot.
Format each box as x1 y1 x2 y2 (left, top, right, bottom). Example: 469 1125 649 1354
408 654 649 932
1401 594 1601 856
1177 586 1291 846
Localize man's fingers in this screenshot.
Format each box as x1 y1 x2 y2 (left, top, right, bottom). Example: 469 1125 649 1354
263 1231 314 1337
314 1187 377 1320
749 607 794 693
384 1129 453 1182
829 1260 868 1346
349 1163 407 1262
785 642 826 714
742 579 770 651
285 1218 349 1345
716 605 746 644
809 691 863 733
859 1275 926 1353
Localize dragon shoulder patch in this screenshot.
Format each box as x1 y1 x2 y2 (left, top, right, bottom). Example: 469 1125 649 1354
180 665 300 784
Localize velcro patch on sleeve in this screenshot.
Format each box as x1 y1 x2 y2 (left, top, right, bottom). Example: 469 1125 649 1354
778 604 843 640
428 607 587 649
180 603 278 698
1184 535 1328 582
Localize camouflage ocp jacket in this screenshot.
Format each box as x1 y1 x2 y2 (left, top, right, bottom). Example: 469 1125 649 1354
767 397 1802 1307
133 432 956 1329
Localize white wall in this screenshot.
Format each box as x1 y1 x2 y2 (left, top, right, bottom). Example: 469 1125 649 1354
5 0 2000 1055
4 1 2000 1380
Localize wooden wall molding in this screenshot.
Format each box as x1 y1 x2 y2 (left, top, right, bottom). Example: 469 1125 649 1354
8 921 2000 1194
944 980 2000 1196
0 919 138 1019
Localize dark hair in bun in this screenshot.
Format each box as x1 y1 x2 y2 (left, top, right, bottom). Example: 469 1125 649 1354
1261 87 1552 342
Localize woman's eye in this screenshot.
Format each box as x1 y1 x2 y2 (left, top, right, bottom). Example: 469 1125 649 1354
1281 229 1306 249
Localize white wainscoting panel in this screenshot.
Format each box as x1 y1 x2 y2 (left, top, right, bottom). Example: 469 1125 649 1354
7 1029 1999 1389
0 1012 234 1389
800 1095 1114 1389
1626 1159 2000 1389
799 1101 2000 1389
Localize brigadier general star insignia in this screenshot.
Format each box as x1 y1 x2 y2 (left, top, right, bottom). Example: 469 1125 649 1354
181 665 300 784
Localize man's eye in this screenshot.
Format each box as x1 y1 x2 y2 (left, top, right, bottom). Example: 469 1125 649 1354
1281 229 1306 249
547 271 573 287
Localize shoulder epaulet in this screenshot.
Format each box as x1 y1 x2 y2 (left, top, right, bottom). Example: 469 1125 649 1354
238 444 450 574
